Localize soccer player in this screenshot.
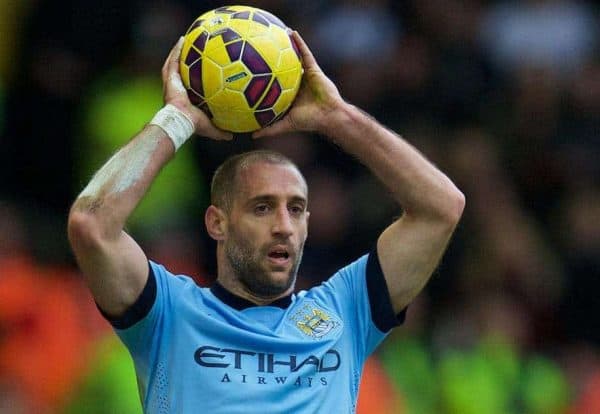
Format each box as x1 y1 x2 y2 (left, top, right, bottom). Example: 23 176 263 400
68 32 465 413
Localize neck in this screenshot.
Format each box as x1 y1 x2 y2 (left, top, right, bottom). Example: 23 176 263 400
216 276 294 306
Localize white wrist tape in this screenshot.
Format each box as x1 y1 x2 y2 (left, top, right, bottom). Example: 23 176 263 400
149 104 194 151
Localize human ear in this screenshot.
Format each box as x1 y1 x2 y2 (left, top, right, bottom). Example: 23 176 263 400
205 205 227 241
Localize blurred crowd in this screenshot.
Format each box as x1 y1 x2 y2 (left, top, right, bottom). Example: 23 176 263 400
0 0 598 413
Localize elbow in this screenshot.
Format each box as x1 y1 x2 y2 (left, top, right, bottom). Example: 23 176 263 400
420 185 465 228
67 208 104 252
444 187 466 227
404 186 465 229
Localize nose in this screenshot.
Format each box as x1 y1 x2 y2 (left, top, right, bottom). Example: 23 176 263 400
272 207 294 238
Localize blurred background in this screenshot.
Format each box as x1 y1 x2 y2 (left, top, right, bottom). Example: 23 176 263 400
0 0 598 412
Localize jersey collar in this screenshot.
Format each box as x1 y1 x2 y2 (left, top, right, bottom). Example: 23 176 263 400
210 282 293 310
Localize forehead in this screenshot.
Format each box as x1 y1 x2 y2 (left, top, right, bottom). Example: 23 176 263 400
235 161 307 202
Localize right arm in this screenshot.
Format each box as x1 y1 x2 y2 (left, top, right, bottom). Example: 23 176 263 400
68 37 231 318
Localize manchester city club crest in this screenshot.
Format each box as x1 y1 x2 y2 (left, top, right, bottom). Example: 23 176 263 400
289 305 341 339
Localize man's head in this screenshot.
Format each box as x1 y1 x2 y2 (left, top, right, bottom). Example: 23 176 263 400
205 150 309 301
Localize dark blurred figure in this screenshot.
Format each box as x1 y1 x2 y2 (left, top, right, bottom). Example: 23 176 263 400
558 59 600 189
297 167 354 285
0 1 134 218
445 128 564 343
406 0 496 126
479 0 597 80
559 187 600 345
477 0 598 224
310 0 402 113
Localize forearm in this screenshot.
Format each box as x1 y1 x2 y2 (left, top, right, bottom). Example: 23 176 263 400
71 125 175 238
68 38 229 315
323 103 464 221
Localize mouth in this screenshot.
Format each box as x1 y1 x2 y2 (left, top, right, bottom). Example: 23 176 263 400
267 246 291 267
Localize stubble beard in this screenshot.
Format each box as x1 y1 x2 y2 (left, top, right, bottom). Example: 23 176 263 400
224 234 304 298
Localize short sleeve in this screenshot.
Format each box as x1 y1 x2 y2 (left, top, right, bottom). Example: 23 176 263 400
307 251 404 361
108 261 188 385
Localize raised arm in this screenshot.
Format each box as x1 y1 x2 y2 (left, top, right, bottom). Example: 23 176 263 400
255 32 465 313
68 38 231 318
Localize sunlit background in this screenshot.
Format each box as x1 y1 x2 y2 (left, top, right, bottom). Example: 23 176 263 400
0 0 599 413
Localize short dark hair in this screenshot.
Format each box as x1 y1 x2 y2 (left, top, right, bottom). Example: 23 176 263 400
210 150 303 212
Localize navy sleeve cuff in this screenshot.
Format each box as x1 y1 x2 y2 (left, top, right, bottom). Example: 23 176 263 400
366 248 407 332
97 263 157 330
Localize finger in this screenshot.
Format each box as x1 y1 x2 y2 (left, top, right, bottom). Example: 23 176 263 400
291 31 321 72
215 130 234 141
252 117 293 139
218 130 234 141
169 37 185 74
168 69 187 94
207 124 234 141
162 37 184 81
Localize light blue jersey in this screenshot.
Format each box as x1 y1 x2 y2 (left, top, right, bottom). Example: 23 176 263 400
107 251 404 413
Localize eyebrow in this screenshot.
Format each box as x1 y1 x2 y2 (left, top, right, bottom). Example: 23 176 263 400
246 194 307 206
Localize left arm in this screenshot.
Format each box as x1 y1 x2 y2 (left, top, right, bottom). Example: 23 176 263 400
324 105 465 313
255 32 465 313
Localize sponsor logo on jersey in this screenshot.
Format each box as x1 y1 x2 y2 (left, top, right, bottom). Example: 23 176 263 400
194 346 340 373
193 346 341 387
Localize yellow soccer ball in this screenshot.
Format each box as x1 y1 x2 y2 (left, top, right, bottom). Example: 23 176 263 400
180 6 303 133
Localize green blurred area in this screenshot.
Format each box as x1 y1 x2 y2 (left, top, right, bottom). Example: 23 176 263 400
77 73 206 233
380 335 570 414
60 336 143 414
